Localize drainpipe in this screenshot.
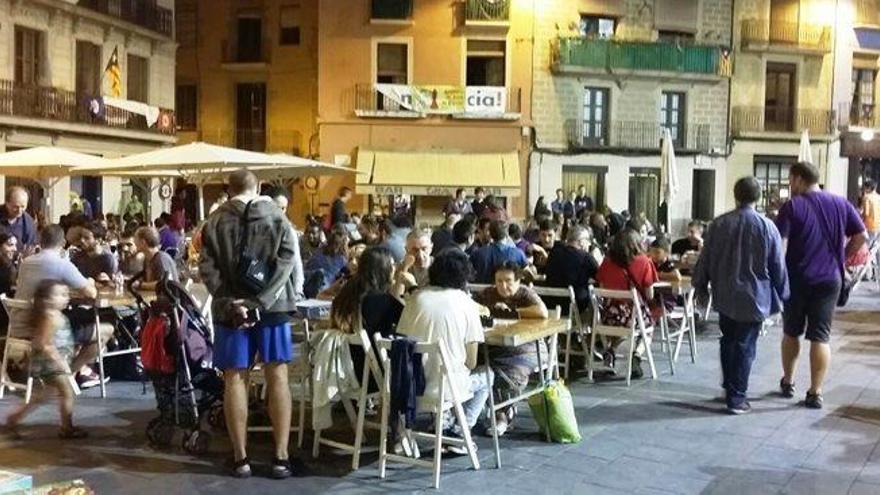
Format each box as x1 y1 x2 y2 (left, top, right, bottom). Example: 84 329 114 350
725 0 735 157
827 0 841 189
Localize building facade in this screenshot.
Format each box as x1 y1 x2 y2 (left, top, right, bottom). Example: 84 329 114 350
0 0 176 221
529 0 733 235
175 0 318 223
317 0 533 226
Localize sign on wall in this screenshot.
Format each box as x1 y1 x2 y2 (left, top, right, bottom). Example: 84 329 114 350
375 84 507 115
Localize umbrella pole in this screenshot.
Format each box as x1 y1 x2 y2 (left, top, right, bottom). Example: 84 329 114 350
197 183 205 222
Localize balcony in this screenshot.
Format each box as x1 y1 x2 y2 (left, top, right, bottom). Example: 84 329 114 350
857 0 880 28
564 120 711 153
371 0 413 21
0 80 174 137
740 20 831 56
220 40 271 70
731 106 835 137
353 84 522 120
465 0 510 26
553 38 731 82
838 102 879 129
235 129 266 152
77 0 173 37
185 129 304 155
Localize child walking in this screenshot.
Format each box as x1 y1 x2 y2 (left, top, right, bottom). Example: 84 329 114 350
4 279 87 439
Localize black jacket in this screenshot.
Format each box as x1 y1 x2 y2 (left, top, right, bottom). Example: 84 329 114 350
544 242 599 311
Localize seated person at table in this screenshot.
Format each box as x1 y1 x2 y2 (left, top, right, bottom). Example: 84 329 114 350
393 229 433 295
470 220 527 284
70 224 118 283
397 249 493 448
474 262 548 436
671 221 704 257
117 230 145 278
532 219 556 272
596 229 659 379
299 222 326 265
131 226 179 291
448 218 476 255
647 238 681 282
0 232 19 296
14 225 108 389
431 211 461 256
544 225 598 317
304 226 349 293
317 239 367 300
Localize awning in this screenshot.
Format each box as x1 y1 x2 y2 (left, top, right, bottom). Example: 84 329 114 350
355 149 521 197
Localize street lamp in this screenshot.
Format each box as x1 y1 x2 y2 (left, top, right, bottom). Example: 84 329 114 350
861 129 875 142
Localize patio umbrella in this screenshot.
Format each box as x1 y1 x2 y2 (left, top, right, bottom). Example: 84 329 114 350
0 146 112 220
660 128 680 234
798 129 813 164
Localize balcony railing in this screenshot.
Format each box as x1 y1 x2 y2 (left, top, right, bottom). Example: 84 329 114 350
221 40 271 65
0 80 174 135
78 0 173 37
354 84 522 117
371 0 413 20
731 106 835 135
466 0 510 23
187 129 303 154
564 120 711 153
554 38 730 77
838 102 879 128
740 19 831 53
857 0 880 26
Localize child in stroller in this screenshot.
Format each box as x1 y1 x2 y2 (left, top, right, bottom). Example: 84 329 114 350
137 278 223 454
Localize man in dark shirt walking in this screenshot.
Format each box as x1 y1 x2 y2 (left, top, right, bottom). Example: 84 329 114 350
693 178 788 414
331 187 353 226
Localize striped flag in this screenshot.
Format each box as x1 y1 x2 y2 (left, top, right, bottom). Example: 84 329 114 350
104 46 121 97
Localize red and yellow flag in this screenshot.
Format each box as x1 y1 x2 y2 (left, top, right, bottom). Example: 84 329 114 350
104 46 121 97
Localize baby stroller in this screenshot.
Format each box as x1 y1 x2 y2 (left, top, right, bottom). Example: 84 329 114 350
138 279 224 454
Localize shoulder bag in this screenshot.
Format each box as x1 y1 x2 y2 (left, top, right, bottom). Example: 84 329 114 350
803 196 851 307
237 200 275 294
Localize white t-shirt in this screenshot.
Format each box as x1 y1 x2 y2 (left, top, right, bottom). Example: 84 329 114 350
397 287 485 408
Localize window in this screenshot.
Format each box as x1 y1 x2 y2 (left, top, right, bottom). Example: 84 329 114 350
661 92 686 148
236 83 266 151
579 15 616 39
371 0 413 20
75 41 102 97
376 43 409 84
466 39 506 86
237 16 263 62
852 69 876 126
657 30 695 44
582 87 610 146
127 54 149 103
176 84 197 130
765 62 796 132
754 157 795 215
692 170 715 222
279 6 301 46
14 26 43 85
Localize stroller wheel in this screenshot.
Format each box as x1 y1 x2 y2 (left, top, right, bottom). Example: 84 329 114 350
182 429 211 455
146 418 175 448
207 404 226 432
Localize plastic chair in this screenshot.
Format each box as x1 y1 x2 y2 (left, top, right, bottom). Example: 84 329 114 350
588 288 658 386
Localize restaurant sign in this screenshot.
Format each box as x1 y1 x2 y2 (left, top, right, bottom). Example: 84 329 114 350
356 184 519 197
374 84 507 115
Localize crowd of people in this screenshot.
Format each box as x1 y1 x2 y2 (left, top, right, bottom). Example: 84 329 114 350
0 161 871 480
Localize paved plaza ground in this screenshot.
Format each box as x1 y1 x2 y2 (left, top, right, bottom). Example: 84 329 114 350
1 287 880 494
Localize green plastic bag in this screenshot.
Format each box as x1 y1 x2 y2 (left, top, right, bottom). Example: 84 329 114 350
527 381 581 444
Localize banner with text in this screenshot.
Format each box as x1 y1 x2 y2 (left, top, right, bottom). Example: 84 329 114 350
374 84 507 115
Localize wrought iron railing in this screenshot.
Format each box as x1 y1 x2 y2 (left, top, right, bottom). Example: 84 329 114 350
838 102 879 128
740 19 831 52
371 0 413 20
354 84 522 115
0 80 174 135
554 38 729 77
78 0 173 37
731 106 835 135
221 39 271 64
466 0 510 22
564 119 711 152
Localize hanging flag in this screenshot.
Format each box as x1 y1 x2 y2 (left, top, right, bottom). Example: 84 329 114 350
104 46 122 97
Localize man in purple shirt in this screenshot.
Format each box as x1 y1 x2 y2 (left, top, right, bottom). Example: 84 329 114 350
776 162 867 409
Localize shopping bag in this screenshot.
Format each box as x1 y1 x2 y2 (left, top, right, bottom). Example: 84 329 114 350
527 381 581 444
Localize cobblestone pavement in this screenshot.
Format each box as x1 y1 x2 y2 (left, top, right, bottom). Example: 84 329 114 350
1 287 879 494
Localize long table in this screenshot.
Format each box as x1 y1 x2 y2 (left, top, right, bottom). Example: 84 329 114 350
482 317 570 468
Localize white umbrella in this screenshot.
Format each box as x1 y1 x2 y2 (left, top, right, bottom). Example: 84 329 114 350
0 146 113 221
660 128 680 234
798 129 813 164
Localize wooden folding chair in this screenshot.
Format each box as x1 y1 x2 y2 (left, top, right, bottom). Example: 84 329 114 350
654 283 697 375
374 335 480 489
588 288 658 386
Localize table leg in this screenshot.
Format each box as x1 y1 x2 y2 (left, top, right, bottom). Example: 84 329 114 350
95 308 107 398
483 344 501 469
535 339 552 443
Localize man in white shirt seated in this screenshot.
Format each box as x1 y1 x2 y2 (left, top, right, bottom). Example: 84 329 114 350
396 249 494 452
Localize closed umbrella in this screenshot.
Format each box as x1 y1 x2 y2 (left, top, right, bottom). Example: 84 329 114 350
798 129 813 164
660 128 680 234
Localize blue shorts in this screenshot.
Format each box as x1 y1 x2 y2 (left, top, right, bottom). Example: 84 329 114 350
214 321 293 370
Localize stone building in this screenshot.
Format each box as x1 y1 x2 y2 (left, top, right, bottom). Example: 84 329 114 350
0 0 176 221
529 0 733 234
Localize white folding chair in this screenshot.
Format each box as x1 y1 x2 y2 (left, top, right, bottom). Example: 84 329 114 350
0 296 80 403
248 319 313 449
532 285 586 380
851 239 880 292
374 335 480 490
311 328 384 471
588 288 658 386
654 283 697 375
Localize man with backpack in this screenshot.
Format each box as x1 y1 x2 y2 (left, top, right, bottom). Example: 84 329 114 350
200 170 304 479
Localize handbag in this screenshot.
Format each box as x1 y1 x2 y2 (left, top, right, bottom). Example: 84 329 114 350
803 197 851 307
236 200 275 294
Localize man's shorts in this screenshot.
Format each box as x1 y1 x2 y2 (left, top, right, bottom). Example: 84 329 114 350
214 321 293 370
783 277 841 343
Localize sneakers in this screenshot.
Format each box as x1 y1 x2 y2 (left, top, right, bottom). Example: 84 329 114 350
442 428 477 456
779 379 796 398
727 402 752 415
270 458 293 479
630 356 644 380
76 370 109 389
805 392 824 409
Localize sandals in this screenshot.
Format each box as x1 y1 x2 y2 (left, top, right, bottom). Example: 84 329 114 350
58 426 88 440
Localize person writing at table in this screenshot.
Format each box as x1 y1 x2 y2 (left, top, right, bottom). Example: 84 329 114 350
474 262 548 437
131 226 179 291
